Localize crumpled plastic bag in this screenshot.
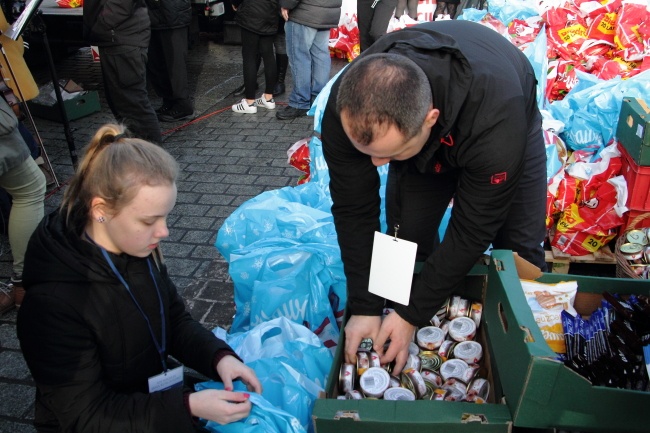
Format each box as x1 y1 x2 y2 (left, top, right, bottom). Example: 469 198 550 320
204 317 333 433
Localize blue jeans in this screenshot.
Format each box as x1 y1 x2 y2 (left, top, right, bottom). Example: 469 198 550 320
285 21 331 110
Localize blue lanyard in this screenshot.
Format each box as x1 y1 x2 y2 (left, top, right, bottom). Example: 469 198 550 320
85 233 168 371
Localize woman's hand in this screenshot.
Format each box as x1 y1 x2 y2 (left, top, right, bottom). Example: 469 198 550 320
189 389 252 425
216 355 262 394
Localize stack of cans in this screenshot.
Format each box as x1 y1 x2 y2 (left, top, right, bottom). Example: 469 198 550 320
619 228 650 278
337 296 490 402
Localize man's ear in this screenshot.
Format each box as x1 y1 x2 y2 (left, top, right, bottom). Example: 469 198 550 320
424 108 440 129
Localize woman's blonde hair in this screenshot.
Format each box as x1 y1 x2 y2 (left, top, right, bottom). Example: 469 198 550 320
61 124 179 233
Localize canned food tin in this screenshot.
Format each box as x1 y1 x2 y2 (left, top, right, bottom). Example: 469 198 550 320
467 377 490 402
448 317 477 342
359 367 390 398
369 351 381 368
356 351 370 376
439 358 469 381
339 363 355 394
418 351 442 371
461 363 482 383
345 390 363 400
416 326 445 350
456 298 470 318
644 246 650 264
448 296 461 319
421 368 443 387
358 337 374 352
430 313 442 327
620 242 644 261
403 353 421 373
384 387 416 401
443 386 466 401
441 377 468 397
431 387 448 400
626 230 648 246
453 341 483 364
437 340 457 360
439 320 450 338
408 341 420 356
388 375 401 388
470 302 483 327
401 368 427 399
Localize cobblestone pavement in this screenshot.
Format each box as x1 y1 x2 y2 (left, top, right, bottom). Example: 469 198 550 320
0 32 347 432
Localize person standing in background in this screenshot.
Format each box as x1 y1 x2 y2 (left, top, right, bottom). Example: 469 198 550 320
276 0 341 120
147 0 195 122
230 0 279 114
83 0 163 143
357 0 398 52
273 16 289 97
434 0 460 20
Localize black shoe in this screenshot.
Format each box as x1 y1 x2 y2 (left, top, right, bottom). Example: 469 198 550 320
233 82 259 97
155 102 173 115
276 105 308 120
158 107 195 123
273 82 285 97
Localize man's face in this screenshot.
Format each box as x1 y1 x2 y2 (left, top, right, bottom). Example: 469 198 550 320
341 109 439 167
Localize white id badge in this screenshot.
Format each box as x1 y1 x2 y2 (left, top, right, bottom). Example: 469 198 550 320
368 231 417 305
148 365 184 393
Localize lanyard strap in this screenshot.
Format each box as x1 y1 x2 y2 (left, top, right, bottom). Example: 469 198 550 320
87 234 168 371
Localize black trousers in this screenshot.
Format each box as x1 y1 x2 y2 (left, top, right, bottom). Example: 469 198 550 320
240 27 277 100
357 0 399 52
99 45 162 144
147 27 193 112
385 130 548 271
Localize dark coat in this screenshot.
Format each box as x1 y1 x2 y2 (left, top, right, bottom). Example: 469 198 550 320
232 0 280 36
148 0 192 30
279 0 341 30
17 210 232 432
83 0 150 48
322 20 543 326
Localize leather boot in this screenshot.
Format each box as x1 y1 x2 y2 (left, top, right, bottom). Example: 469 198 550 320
273 54 289 97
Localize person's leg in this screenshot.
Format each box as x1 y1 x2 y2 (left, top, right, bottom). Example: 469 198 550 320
285 21 313 110
395 0 407 18
240 27 260 102
164 26 192 113
356 0 375 52
386 162 458 260
146 29 172 107
492 123 547 271
259 34 277 97
310 29 331 102
99 45 162 143
368 0 398 44
406 0 419 20
0 157 45 281
434 2 447 18
273 31 288 96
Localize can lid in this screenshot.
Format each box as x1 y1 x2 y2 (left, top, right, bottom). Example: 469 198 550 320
384 387 416 401
626 230 648 246
448 317 477 342
440 359 469 381
453 341 483 363
620 242 644 254
359 367 390 398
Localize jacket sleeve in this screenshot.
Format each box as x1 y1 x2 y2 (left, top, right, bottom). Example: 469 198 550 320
394 98 529 326
17 290 197 433
321 86 386 317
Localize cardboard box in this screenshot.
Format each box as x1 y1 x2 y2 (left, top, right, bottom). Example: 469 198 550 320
616 97 650 166
312 267 514 433
485 249 650 432
28 90 100 122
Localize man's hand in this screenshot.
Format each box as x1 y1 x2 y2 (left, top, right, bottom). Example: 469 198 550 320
281 7 289 21
215 355 262 394
344 315 381 364
189 389 252 425
374 311 416 373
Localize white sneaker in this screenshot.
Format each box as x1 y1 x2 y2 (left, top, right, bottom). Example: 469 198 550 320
255 96 276 110
232 99 257 114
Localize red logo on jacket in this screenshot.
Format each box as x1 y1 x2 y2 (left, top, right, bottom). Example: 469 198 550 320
491 172 507 184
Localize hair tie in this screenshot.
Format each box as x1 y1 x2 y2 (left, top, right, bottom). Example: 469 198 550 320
113 133 126 142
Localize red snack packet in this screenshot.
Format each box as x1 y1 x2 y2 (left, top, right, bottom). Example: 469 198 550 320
287 138 311 185
56 0 82 6
544 5 589 61
478 13 508 37
508 17 543 49
587 12 618 45
546 59 583 102
614 1 646 61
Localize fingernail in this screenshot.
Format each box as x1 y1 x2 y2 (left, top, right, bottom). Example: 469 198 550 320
243 393 250 398
225 386 232 391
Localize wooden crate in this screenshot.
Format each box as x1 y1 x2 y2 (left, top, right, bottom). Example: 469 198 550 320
544 243 616 274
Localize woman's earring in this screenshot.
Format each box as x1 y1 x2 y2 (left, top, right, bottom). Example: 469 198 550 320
97 216 106 223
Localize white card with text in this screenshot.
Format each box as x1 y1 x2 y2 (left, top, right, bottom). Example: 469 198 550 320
368 232 417 305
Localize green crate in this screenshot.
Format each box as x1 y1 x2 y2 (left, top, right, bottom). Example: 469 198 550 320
485 250 650 432
28 90 100 123
616 97 650 166
312 266 514 433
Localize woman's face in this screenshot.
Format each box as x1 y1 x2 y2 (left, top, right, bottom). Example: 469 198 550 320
99 183 177 257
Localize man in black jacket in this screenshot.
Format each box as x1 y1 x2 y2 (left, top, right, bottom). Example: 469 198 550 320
147 0 194 122
321 20 547 373
83 0 162 143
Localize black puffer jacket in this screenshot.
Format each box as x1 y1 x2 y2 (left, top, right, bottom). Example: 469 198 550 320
322 20 543 327
148 0 192 30
233 0 280 36
17 210 232 433
83 0 150 48
280 0 341 30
